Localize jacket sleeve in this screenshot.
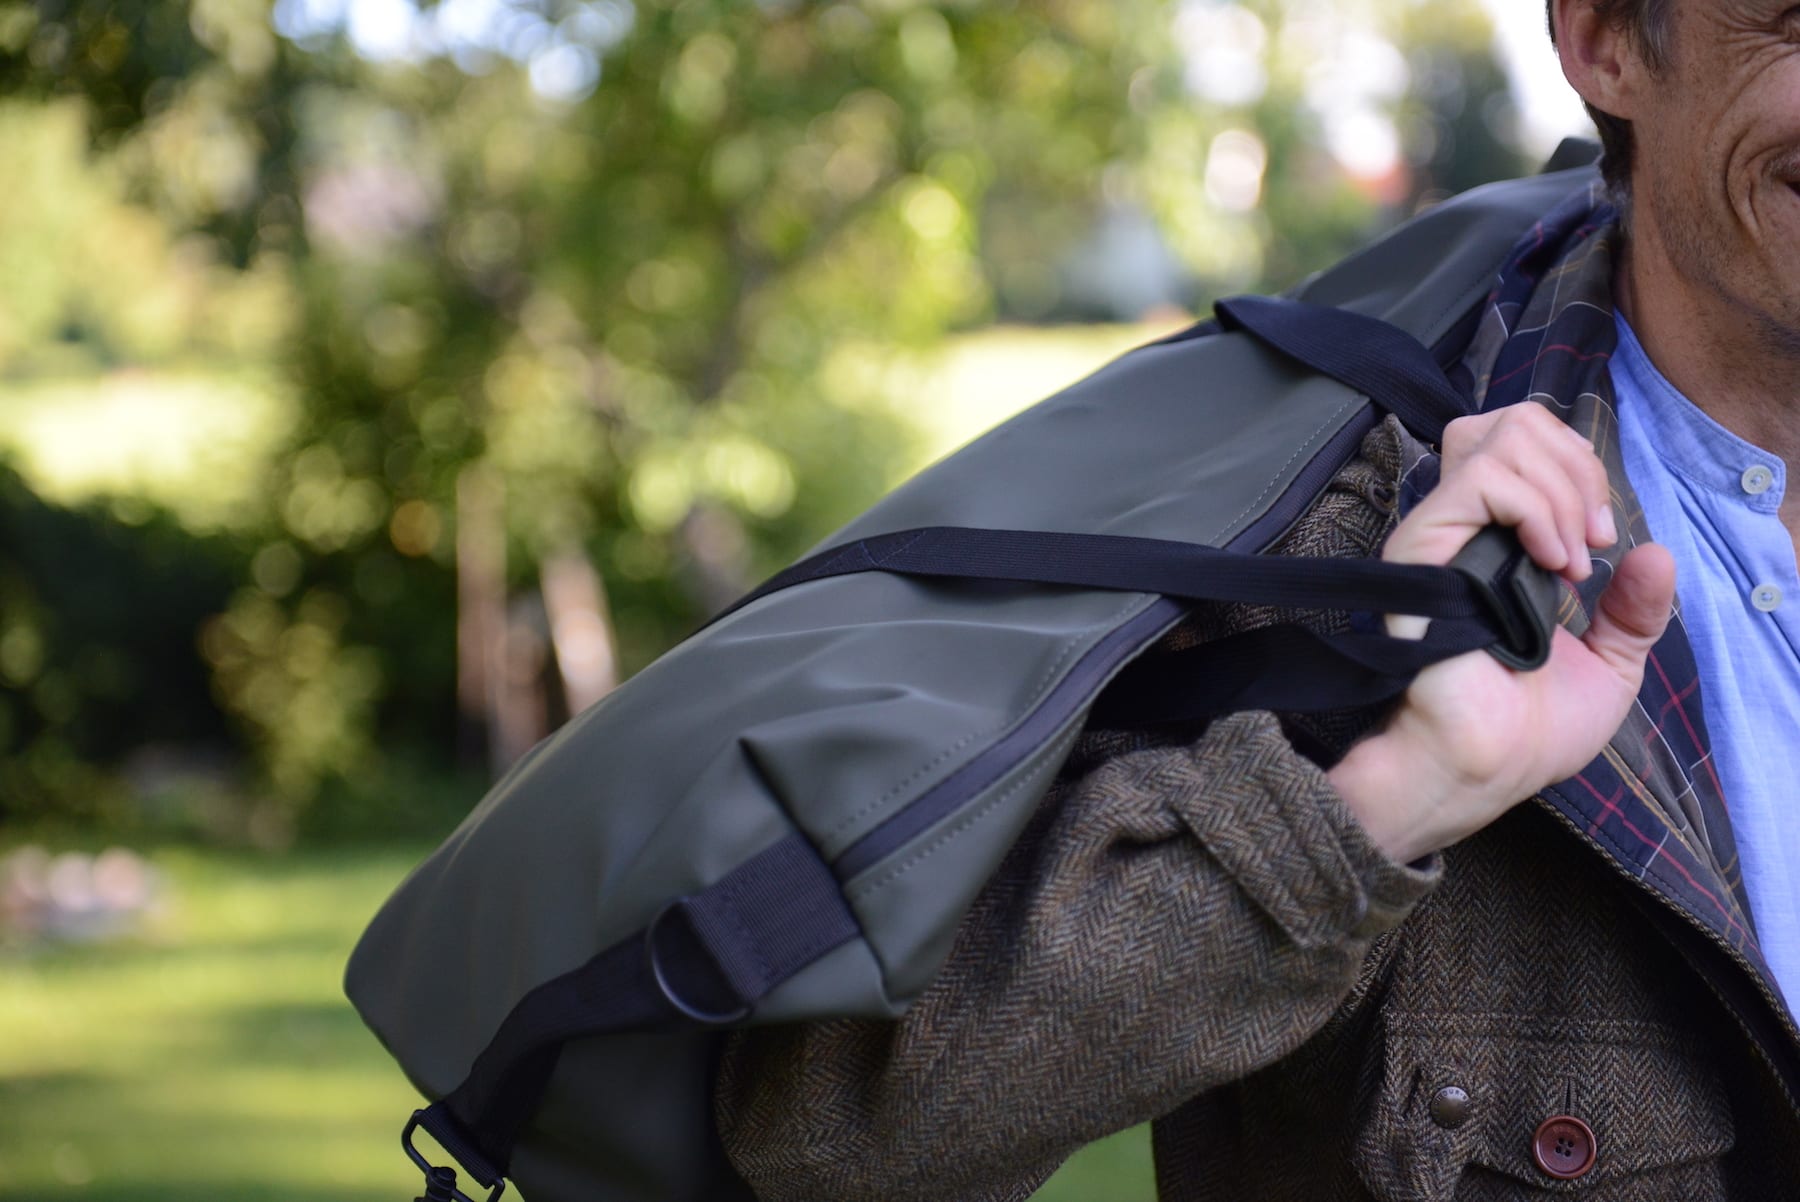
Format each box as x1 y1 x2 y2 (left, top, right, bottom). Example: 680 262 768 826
713 709 1440 1202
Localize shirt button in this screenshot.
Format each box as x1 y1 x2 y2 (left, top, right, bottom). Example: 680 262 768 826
1428 1085 1473 1129
1743 465 1775 495
1754 584 1783 612
1532 1114 1597 1180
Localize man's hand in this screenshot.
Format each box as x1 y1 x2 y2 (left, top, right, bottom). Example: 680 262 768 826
1327 405 1676 864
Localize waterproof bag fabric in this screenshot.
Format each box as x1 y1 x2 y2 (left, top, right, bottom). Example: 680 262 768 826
347 163 1597 1202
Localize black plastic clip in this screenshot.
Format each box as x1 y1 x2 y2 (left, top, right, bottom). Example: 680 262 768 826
1449 525 1563 671
403 1111 506 1202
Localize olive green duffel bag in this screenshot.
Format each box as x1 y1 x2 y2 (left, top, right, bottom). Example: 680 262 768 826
347 154 1596 1202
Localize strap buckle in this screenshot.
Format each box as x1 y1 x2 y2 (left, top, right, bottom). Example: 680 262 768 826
1449 525 1563 671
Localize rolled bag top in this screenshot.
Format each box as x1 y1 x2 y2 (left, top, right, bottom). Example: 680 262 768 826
346 151 1603 1202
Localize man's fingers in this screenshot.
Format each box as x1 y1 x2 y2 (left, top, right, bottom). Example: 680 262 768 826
1510 452 1597 581
1537 422 1615 549
1397 409 1614 584
1582 543 1677 679
1386 457 1570 573
1456 408 1612 573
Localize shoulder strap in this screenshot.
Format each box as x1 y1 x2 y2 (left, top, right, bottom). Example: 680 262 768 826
716 294 1553 717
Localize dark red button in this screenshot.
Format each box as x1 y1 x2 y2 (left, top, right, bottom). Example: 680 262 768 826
1532 1115 1597 1180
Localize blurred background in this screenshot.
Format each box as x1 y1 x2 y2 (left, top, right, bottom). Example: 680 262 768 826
0 0 1588 1197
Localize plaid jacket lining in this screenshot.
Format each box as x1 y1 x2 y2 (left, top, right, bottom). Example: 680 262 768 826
1445 183 1773 988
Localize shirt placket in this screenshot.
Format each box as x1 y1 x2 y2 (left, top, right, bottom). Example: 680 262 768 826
1728 459 1800 660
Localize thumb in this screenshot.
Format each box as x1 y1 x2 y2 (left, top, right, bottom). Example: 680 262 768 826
1582 543 1676 680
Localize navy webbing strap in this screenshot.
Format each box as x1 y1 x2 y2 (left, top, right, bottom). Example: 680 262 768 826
722 527 1489 626
704 294 1517 720
712 524 1555 718
411 832 860 1185
1089 615 1495 728
1214 294 1471 444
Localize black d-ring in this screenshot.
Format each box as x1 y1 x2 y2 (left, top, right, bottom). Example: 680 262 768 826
645 899 753 1026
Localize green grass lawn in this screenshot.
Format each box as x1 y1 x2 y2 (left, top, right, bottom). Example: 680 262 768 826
0 845 1152 1201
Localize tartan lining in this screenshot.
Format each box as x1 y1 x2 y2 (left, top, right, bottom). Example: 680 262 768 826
1448 183 1773 988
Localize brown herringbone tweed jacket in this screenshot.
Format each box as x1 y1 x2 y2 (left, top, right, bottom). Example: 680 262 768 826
713 415 1800 1201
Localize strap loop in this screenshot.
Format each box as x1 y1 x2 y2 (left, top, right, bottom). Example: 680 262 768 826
1215 293 1471 443
645 899 754 1026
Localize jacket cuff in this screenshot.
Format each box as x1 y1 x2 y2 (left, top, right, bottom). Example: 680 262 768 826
1171 711 1440 950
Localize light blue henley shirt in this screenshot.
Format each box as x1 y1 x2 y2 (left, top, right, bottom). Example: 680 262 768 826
1612 314 1800 1009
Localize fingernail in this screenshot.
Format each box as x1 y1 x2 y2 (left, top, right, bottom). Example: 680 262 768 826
1594 503 1618 545
1566 426 1594 448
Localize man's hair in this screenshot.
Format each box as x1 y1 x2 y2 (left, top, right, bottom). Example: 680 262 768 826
1545 0 1675 195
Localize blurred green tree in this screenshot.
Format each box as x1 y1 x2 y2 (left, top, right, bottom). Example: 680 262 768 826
0 0 1526 836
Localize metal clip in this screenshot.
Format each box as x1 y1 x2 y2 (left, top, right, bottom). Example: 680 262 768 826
403 1111 507 1202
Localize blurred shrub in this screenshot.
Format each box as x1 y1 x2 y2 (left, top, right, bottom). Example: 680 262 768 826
0 0 1526 838
0 458 241 826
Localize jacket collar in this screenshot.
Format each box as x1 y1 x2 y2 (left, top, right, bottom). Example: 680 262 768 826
1435 185 1769 986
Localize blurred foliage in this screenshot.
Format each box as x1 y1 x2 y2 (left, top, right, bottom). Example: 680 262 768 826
0 461 239 825
0 0 1526 837
0 841 1152 1199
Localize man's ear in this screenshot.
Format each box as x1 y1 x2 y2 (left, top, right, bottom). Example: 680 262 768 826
1551 0 1649 121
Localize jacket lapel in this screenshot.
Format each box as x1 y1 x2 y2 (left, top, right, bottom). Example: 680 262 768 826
1444 191 1776 999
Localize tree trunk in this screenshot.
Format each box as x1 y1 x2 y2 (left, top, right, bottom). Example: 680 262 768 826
493 594 549 771
455 464 506 775
677 502 753 618
540 548 619 718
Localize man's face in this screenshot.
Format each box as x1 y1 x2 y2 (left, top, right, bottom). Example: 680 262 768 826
1626 1 1800 349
